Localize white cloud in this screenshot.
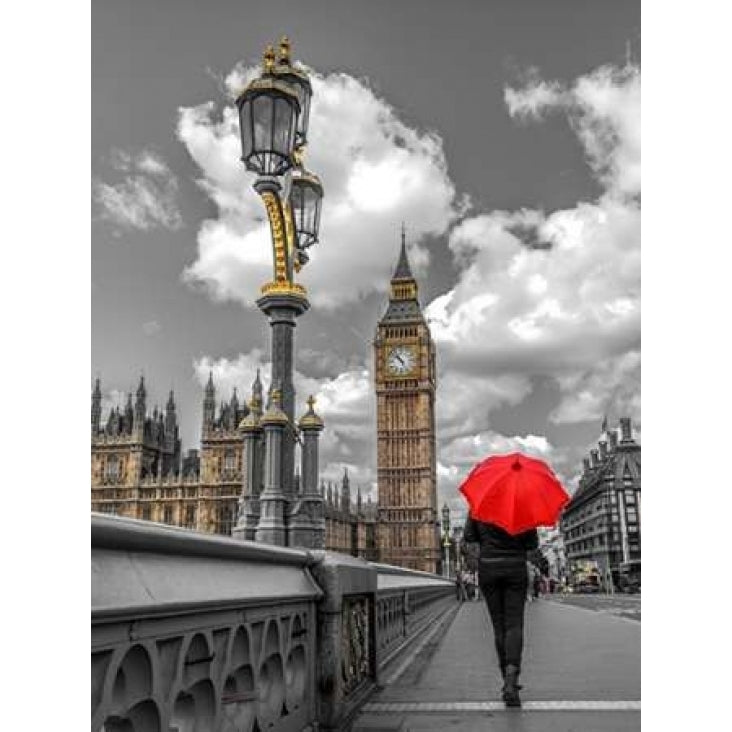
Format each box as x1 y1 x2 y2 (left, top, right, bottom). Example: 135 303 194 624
505 64 640 198
504 69 566 119
550 349 641 425
93 150 183 231
178 68 464 309
427 62 640 426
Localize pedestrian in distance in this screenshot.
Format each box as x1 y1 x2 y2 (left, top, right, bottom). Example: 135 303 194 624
456 571 468 603
532 571 541 600
463 515 539 707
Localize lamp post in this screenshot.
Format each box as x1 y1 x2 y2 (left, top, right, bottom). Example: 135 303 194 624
235 37 324 543
441 503 451 578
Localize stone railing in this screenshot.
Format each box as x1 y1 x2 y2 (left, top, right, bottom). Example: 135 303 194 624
91 515 457 732
373 563 458 671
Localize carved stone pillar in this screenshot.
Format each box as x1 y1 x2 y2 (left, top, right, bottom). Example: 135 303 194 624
309 551 378 732
255 392 288 547
288 396 326 549
232 408 263 542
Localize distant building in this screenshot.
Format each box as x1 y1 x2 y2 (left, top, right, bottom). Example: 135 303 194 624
560 418 641 586
323 469 379 561
538 526 567 581
91 373 377 558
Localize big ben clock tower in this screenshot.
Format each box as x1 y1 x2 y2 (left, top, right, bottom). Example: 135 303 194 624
374 229 440 573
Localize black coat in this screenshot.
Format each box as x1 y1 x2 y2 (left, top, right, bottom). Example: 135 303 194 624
462 516 538 564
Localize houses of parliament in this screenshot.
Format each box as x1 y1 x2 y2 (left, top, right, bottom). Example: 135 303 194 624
91 237 442 572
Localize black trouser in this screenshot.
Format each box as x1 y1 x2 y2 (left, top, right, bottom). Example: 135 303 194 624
478 558 529 673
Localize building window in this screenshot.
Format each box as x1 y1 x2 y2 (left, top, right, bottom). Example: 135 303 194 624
105 456 120 483
625 492 636 505
217 503 235 535
224 450 236 472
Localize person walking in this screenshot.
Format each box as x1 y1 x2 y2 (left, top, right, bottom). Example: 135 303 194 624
458 452 570 708
463 514 538 707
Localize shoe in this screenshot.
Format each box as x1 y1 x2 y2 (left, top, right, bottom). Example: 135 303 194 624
500 663 522 690
502 664 522 707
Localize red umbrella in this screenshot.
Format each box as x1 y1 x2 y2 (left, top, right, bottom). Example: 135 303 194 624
459 452 570 535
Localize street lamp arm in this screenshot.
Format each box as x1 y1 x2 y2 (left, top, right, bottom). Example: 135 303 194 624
254 178 294 284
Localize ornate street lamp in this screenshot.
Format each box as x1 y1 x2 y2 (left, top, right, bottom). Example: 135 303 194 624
235 37 324 285
234 37 324 530
442 504 452 577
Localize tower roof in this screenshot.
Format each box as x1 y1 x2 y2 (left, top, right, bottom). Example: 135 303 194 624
392 224 415 281
381 227 425 324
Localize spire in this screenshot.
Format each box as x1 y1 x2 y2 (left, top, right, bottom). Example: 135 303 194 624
134 374 146 433
202 372 216 428
165 390 177 435
392 224 414 281
91 378 102 436
253 368 263 397
341 468 351 515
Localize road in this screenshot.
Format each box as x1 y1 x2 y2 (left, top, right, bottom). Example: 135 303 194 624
353 596 640 731
542 591 641 622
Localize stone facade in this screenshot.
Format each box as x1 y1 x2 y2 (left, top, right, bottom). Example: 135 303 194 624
322 470 379 561
373 234 440 573
560 417 641 584
91 374 378 556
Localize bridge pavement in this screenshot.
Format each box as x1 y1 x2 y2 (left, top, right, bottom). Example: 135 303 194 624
353 596 640 731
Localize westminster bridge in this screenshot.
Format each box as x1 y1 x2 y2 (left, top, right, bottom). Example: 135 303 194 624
91 514 641 732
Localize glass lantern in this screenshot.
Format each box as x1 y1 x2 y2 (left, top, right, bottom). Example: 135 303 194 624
289 168 323 250
236 78 300 176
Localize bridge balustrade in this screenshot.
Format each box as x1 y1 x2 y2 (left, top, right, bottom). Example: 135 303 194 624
91 514 456 732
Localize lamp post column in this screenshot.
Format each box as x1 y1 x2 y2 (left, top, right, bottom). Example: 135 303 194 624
232 406 263 541
255 390 289 546
288 395 326 548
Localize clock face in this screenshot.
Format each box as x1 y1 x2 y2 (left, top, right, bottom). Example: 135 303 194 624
386 346 417 376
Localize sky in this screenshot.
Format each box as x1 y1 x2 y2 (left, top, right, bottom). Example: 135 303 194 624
91 0 641 522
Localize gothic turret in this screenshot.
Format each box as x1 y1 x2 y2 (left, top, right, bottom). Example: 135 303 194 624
164 390 177 451
203 372 216 428
341 468 351 515
230 388 240 419
134 375 146 437
92 378 102 436
124 393 134 434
